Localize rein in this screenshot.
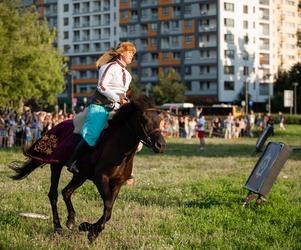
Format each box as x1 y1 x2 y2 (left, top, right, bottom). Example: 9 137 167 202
123 108 162 148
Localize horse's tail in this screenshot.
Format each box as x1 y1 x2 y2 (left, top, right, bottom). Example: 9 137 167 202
9 159 43 180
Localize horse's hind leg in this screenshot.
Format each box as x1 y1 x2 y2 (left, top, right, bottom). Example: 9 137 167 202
62 175 86 230
48 164 63 233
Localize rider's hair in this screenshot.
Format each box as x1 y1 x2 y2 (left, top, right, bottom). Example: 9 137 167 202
96 41 136 68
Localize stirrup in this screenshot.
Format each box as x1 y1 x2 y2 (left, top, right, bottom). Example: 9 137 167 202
67 162 79 174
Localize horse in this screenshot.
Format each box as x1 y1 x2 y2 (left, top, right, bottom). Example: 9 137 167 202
10 94 166 242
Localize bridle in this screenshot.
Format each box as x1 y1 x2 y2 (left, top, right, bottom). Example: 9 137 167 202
123 108 162 148
137 108 162 148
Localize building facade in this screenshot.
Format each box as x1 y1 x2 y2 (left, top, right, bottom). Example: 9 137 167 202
23 0 301 107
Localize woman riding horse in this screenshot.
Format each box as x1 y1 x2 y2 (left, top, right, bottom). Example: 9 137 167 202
10 94 166 242
66 41 136 173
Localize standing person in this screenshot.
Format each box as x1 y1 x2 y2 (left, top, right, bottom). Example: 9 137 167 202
278 111 285 130
196 113 206 150
66 41 136 173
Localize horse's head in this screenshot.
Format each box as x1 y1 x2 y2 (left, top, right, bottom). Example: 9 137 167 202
110 94 166 153
132 95 166 153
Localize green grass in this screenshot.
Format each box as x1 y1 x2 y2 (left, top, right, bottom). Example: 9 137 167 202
0 125 300 249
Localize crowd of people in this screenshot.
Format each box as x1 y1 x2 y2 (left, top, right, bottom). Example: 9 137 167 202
159 110 281 140
0 108 74 148
0 106 284 150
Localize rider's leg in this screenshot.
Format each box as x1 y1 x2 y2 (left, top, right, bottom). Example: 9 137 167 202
66 137 92 173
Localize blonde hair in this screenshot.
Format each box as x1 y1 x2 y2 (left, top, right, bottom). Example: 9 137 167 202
96 41 136 68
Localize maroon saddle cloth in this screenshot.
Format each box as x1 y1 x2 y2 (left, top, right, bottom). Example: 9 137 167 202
24 120 78 164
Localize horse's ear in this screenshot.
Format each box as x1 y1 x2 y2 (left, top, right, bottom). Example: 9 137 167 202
132 94 154 111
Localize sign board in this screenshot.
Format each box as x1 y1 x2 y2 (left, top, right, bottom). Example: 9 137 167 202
284 90 293 107
255 124 273 152
245 142 291 196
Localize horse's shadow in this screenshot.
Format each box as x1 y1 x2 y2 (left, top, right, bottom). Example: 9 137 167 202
120 184 244 210
138 142 257 158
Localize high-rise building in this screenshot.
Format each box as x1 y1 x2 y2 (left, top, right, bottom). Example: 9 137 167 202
273 0 301 72
22 0 301 108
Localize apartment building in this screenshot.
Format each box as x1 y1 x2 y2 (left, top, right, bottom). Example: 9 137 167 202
22 0 301 107
119 0 219 104
273 0 301 72
56 0 120 105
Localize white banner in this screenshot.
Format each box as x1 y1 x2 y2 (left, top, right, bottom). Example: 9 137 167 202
284 90 293 107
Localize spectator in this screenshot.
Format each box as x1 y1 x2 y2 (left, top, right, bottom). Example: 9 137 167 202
278 112 285 130
224 113 233 139
209 117 221 137
196 113 206 150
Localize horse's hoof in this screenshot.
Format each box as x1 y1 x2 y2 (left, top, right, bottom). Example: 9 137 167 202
54 227 63 234
79 222 91 232
66 219 75 230
88 230 98 243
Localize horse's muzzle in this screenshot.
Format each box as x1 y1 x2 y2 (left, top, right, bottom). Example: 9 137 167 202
152 135 166 153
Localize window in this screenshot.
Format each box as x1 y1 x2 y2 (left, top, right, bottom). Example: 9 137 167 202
224 33 234 43
243 21 248 29
151 53 158 60
185 51 192 59
200 19 210 26
131 10 138 21
224 50 235 59
184 4 192 14
151 68 158 77
243 66 249 76
243 5 248 13
185 66 192 75
185 82 192 91
163 52 169 60
224 66 235 74
63 45 70 53
244 35 249 44
79 86 88 93
171 36 179 46
224 81 234 90
121 10 128 19
200 50 210 58
185 19 192 29
260 53 269 64
64 31 69 39
63 4 69 12
224 3 234 11
185 35 192 44
151 23 157 32
242 51 249 60
80 71 87 78
63 18 69 26
224 18 234 27
173 52 181 59
171 20 179 30
162 6 169 16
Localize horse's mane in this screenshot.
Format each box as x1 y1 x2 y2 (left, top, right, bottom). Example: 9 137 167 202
109 94 154 125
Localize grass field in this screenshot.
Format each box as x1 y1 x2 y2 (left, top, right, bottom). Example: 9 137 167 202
0 125 300 250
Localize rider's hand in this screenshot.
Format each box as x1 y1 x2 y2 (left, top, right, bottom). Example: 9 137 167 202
117 94 128 105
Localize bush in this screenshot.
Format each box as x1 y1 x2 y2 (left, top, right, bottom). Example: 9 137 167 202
272 114 301 124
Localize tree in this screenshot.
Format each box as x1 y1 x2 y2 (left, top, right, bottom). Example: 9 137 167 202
152 67 186 105
0 0 67 110
273 63 301 113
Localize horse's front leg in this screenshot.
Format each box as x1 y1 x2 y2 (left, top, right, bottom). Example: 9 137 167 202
48 164 63 233
62 175 86 230
81 175 121 242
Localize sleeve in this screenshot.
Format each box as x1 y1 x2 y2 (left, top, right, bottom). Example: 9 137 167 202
97 65 120 102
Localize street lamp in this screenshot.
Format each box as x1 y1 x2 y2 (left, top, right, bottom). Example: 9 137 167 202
245 80 249 115
293 82 299 115
263 73 272 114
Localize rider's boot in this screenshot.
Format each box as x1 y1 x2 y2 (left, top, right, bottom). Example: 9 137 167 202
66 138 91 173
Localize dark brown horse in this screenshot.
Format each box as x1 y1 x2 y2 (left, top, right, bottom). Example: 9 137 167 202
10 95 166 242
